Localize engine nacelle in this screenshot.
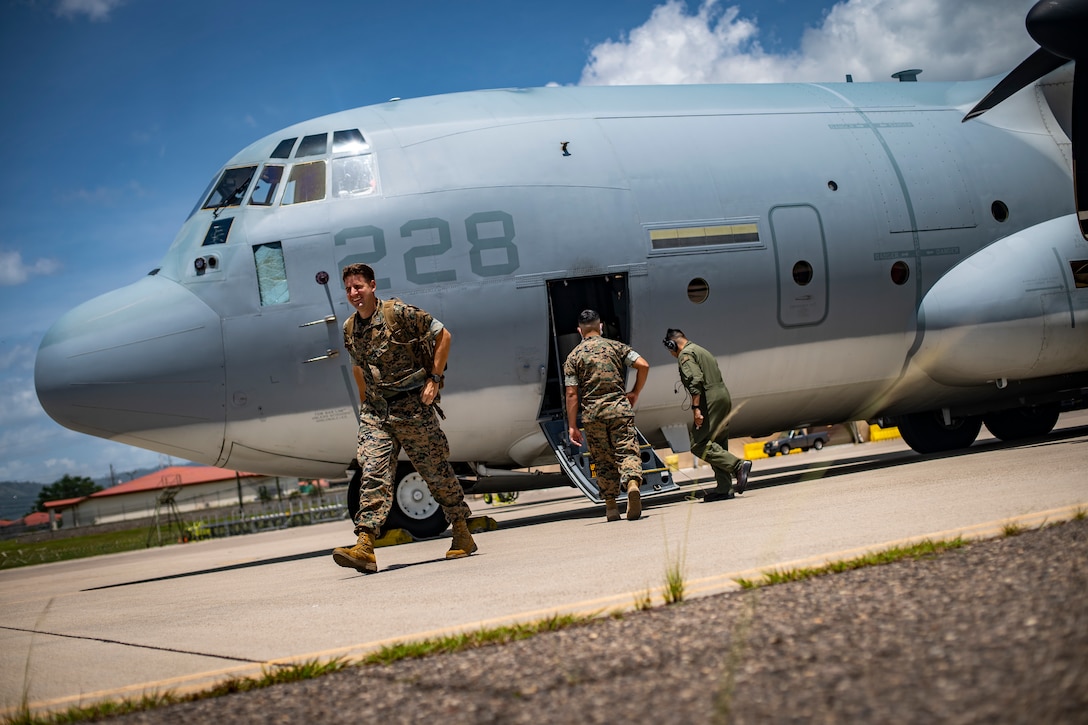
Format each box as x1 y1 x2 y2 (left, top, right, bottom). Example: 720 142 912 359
916 214 1088 386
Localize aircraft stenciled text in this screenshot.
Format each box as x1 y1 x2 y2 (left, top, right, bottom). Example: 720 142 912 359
334 210 520 289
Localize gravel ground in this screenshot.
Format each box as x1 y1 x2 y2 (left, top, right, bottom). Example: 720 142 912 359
108 517 1088 724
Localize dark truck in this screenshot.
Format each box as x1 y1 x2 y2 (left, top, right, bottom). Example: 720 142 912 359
763 428 830 456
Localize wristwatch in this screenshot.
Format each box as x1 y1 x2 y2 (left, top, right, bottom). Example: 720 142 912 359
428 373 444 383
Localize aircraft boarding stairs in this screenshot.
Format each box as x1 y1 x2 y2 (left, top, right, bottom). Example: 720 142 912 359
540 419 679 504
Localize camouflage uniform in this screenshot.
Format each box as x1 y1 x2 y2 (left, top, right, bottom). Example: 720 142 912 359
343 299 470 533
677 341 741 490
563 335 644 499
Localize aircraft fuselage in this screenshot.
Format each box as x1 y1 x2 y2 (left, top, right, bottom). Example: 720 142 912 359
35 75 1088 479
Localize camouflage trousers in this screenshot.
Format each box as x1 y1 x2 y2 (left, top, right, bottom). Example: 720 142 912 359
691 383 741 490
584 415 642 499
353 392 470 533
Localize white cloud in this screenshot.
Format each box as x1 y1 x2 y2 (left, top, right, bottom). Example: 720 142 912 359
0 378 44 423
55 0 126 22
0 249 61 286
580 0 1040 85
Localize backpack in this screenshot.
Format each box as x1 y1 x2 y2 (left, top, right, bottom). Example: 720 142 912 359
344 299 441 389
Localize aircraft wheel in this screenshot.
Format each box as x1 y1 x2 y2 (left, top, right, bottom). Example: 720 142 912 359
983 404 1060 442
383 465 449 539
898 411 982 454
813 439 824 450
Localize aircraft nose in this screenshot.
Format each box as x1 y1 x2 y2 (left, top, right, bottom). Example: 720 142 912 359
35 274 226 463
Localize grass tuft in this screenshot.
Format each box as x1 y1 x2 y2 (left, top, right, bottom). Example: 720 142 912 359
362 613 594 666
2 659 349 725
663 558 686 605
1001 521 1024 537
735 537 969 589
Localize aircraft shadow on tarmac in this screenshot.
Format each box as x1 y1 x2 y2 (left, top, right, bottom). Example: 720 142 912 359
85 424 1085 590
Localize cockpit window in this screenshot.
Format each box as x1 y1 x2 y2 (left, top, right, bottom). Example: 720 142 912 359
296 133 327 158
331 155 376 198
249 164 284 206
271 137 296 159
202 166 257 210
281 161 326 205
333 129 367 153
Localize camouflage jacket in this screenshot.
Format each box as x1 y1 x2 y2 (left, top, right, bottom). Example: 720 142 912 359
343 298 444 403
563 334 642 422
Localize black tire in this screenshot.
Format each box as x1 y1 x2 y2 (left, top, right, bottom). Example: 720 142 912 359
780 444 791 456
983 404 1060 442
382 463 449 539
898 411 982 454
813 439 824 450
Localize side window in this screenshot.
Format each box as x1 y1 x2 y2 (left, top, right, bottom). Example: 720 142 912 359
271 137 297 159
249 165 284 206
253 242 290 305
332 129 367 153
331 155 376 198
202 166 257 210
295 133 327 157
281 161 326 205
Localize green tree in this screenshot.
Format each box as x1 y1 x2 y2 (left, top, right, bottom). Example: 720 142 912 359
32 475 102 513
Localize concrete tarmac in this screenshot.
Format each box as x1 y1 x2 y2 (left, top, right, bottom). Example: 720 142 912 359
2 412 1087 717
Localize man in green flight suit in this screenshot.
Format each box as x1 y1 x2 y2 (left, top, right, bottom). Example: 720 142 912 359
564 309 650 522
664 328 751 502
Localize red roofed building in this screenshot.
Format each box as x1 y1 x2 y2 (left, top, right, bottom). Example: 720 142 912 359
44 466 287 527
0 511 62 535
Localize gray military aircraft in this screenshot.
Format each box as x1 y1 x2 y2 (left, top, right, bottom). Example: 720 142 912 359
35 0 1088 537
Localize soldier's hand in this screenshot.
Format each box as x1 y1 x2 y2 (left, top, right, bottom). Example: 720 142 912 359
421 380 439 405
626 391 639 407
693 409 704 429
568 427 583 447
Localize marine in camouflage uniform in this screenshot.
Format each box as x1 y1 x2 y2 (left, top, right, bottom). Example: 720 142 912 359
345 300 471 531
664 328 751 501
563 309 649 521
332 263 475 573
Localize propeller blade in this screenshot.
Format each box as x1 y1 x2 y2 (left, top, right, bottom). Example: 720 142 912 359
1073 62 1088 237
963 0 1088 238
962 47 1067 122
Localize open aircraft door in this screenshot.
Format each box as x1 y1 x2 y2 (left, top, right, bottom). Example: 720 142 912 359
538 274 677 503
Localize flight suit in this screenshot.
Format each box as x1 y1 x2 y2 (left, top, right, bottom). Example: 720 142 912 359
343 299 470 534
677 341 741 492
563 335 644 499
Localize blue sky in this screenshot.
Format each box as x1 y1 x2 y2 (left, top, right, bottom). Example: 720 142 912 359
0 0 1038 483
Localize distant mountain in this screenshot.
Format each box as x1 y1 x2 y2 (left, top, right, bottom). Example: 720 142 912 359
0 464 209 519
93 466 163 489
0 481 45 520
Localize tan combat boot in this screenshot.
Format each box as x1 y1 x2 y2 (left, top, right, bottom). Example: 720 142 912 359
333 528 378 573
446 519 478 559
604 496 620 522
626 479 642 521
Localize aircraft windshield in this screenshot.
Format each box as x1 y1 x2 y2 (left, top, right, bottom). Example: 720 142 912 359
332 155 375 197
190 128 373 213
249 165 284 206
202 166 257 210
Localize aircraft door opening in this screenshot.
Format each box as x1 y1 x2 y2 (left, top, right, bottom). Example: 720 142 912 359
540 274 630 420
537 273 677 503
769 204 829 327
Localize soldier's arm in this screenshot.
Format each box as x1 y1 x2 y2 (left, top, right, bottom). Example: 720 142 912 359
352 365 366 407
565 385 583 447
627 355 649 407
422 327 450 405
